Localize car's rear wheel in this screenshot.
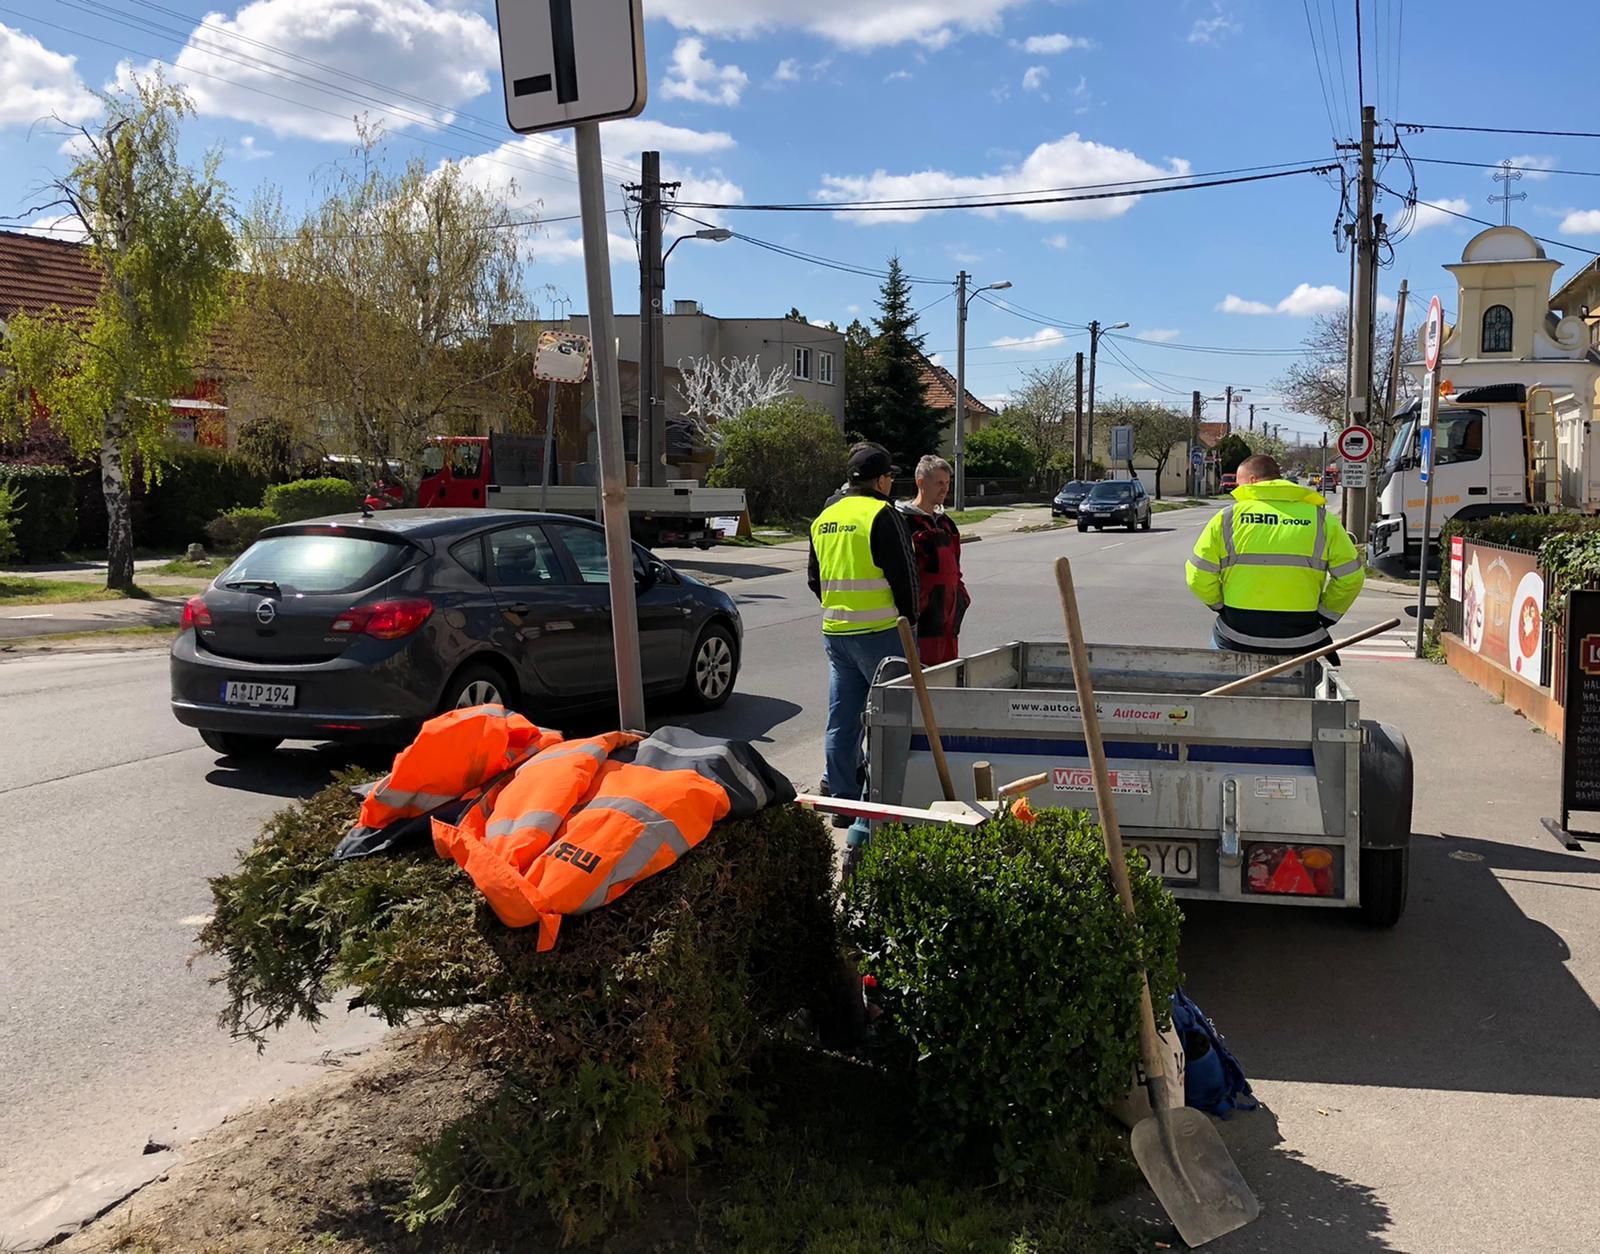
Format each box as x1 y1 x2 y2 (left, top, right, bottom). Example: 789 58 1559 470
685 623 738 710
440 661 514 713
200 730 282 758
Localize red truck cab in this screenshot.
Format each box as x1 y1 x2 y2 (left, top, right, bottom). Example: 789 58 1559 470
367 436 492 509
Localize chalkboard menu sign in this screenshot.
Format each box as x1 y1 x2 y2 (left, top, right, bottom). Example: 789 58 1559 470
1558 590 1600 834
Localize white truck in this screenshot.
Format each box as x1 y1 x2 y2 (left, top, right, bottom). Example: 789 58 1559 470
1368 382 1600 573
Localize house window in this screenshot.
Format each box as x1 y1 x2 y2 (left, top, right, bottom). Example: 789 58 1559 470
794 346 812 380
1482 304 1513 354
818 351 835 385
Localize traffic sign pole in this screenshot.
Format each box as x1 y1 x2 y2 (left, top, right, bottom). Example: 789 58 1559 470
576 121 646 729
1413 368 1440 658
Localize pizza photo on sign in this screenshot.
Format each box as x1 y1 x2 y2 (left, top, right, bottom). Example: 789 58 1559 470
1510 570 1544 680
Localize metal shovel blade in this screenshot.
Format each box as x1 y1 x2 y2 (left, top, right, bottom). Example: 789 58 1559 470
1131 1105 1261 1248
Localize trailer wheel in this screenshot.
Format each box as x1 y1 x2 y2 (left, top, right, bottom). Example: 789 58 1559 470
1358 719 1413 927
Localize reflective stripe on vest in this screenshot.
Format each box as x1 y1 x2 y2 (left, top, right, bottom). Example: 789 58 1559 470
1210 503 1337 616
812 495 898 635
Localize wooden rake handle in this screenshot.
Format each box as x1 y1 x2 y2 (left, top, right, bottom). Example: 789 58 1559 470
896 616 956 802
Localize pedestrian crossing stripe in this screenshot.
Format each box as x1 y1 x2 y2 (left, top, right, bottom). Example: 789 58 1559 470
1342 621 1416 661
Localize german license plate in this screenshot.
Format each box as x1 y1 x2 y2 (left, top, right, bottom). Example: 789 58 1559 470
1130 840 1199 883
222 681 296 708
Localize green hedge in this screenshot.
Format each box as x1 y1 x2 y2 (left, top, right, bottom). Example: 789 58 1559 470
145 444 269 550
843 808 1183 1187
0 484 18 564
261 476 364 522
0 464 77 561
204 507 277 553
201 777 839 1244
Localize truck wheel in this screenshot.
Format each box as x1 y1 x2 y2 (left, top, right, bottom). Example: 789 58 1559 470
1358 719 1413 926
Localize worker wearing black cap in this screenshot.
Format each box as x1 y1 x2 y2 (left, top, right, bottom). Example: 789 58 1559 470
808 442 920 808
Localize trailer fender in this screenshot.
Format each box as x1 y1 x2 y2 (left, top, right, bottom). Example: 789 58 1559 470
1359 720 1413 851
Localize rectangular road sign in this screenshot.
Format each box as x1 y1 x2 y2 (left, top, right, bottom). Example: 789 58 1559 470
1419 427 1433 484
1341 458 1368 489
496 0 647 135
1110 425 1134 461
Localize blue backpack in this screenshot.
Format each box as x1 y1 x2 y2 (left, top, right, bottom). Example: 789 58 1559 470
1170 986 1257 1118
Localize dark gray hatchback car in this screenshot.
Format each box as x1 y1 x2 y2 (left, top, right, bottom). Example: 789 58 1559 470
170 509 742 757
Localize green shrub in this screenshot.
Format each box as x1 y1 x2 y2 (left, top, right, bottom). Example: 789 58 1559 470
144 443 268 549
0 484 18 564
201 777 839 1244
262 476 364 522
843 808 1183 1187
204 506 277 552
709 397 848 526
1439 511 1600 559
0 464 76 561
964 424 1038 480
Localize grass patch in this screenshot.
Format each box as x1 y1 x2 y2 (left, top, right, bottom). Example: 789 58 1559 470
1152 498 1209 513
945 508 999 526
0 576 147 606
3 625 178 650
1020 519 1074 533
156 557 226 578
708 1047 1155 1254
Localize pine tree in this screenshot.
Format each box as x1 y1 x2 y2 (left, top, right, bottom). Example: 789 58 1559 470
851 257 945 466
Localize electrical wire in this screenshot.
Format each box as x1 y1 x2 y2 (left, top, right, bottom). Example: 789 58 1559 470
1377 184 1600 258
1300 0 1344 145
1412 155 1600 179
1097 337 1191 397
666 209 950 285
913 289 958 318
673 165 1336 214
1403 122 1600 140
1321 0 1357 137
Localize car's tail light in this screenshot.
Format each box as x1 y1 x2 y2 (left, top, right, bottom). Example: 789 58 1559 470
181 596 213 631
331 598 433 640
1245 843 1337 897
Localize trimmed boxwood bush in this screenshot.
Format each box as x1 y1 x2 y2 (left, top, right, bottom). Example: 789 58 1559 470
201 776 839 1245
0 463 76 561
0 484 19 563
843 808 1183 1187
204 506 277 553
144 443 269 550
262 476 364 522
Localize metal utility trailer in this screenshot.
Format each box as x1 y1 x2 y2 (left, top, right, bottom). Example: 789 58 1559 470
485 482 746 549
867 640 1413 925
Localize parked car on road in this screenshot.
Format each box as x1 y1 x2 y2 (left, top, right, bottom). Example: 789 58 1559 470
1076 479 1153 532
1219 472 1238 493
1051 480 1091 517
170 509 742 757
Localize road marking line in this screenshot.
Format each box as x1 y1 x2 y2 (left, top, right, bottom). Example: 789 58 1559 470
5 613 56 619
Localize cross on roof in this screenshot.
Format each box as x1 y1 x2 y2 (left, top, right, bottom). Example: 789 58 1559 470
1490 159 1527 226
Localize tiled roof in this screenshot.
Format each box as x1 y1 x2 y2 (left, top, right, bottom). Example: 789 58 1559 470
1197 420 1229 448
918 356 996 417
0 230 100 321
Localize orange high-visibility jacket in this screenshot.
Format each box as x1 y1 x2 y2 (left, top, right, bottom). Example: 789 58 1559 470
426 722 792 950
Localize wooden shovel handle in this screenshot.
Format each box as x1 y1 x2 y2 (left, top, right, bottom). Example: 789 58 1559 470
897 616 956 802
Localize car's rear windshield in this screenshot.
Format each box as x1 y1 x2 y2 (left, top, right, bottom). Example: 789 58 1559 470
1088 482 1134 500
219 533 415 595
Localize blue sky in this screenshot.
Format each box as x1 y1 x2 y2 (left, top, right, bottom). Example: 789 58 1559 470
4 0 1598 440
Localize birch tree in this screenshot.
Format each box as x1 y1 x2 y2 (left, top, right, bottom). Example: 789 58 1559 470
675 355 792 445
0 76 235 589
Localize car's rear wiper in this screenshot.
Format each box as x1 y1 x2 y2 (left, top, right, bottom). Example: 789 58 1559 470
223 579 282 595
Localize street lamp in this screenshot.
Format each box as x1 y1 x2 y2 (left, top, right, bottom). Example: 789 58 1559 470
1086 320 1130 471
954 273 1013 510
641 226 733 488
1249 403 1271 432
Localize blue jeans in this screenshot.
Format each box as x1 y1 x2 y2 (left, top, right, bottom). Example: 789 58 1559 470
823 628 905 802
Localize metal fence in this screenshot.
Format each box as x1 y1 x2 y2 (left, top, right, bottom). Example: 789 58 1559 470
1438 539 1555 691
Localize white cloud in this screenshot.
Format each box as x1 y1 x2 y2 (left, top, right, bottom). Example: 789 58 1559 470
772 58 802 83
1560 209 1600 235
662 37 748 107
818 133 1190 224
1015 33 1093 54
1022 65 1049 93
1136 328 1181 342
1377 293 1397 314
885 69 914 82
0 22 99 127
649 0 1032 50
1411 196 1472 231
450 120 743 262
987 328 1069 352
1218 283 1345 317
155 0 496 142
228 134 274 161
1499 155 1555 181
1188 3 1239 45
16 214 87 242
1045 233 1069 249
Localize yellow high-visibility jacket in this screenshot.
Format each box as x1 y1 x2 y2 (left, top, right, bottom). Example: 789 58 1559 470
1186 480 1365 654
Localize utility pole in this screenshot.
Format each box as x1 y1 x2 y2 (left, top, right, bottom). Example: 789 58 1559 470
1074 352 1085 477
636 151 666 489
1191 389 1202 496
955 270 969 509
1224 385 1233 434
1375 276 1409 534
1343 104 1383 532
1086 319 1101 463
1248 402 1256 432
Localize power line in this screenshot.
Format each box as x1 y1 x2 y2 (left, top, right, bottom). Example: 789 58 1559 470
1103 333 1306 357
1300 0 1342 144
667 209 950 285
1377 184 1600 257
1403 122 1600 140
673 165 1336 214
1411 155 1600 179
1321 0 1356 137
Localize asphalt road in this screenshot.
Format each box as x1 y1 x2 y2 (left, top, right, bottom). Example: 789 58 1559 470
4 505 1596 1252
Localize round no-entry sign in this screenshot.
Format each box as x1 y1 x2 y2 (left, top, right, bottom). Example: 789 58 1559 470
1424 295 1445 371
1338 424 1374 462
